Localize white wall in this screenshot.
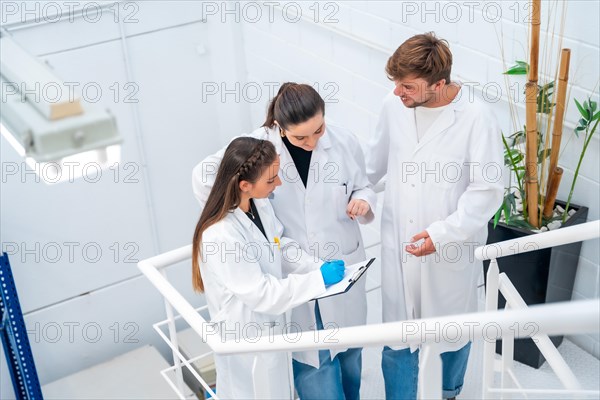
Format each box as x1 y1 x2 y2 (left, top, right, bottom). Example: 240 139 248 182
0 2 250 396
0 2 598 396
235 0 599 355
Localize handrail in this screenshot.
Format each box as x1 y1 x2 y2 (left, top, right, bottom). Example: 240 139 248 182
475 220 599 260
139 244 599 354
138 219 600 398
479 219 600 398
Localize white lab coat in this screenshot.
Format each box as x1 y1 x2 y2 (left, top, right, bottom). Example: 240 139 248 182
200 199 326 399
193 124 377 367
365 89 504 352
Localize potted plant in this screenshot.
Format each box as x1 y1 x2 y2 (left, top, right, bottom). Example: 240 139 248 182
483 0 599 368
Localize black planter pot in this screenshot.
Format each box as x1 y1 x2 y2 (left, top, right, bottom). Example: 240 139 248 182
483 199 589 369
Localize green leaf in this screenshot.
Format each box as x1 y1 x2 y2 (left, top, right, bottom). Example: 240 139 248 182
540 81 555 92
504 61 529 75
538 148 552 163
507 218 537 230
503 199 511 222
537 81 555 114
507 192 517 213
575 99 588 119
509 130 526 146
593 111 600 121
493 207 502 228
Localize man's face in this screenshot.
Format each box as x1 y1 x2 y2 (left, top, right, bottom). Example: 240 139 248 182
392 75 441 108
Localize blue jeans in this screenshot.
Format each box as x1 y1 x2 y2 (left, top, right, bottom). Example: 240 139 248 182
292 302 362 399
382 342 471 399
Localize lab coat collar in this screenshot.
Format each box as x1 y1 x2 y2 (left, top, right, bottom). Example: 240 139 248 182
231 200 274 244
253 199 275 240
232 207 254 231
264 124 332 152
319 127 332 150
413 85 467 154
262 126 285 155
305 127 331 194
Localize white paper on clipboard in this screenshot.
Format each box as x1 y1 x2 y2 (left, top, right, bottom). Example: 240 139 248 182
312 258 376 301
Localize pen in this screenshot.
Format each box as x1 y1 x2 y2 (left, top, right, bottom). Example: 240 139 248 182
343 182 347 195
273 237 281 250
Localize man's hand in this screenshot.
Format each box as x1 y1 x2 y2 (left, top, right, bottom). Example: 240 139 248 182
405 230 436 257
347 199 370 220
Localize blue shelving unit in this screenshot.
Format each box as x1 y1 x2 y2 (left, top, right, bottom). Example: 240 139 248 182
0 253 43 399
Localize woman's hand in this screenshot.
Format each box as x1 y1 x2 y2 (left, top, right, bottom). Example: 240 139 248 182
346 199 370 220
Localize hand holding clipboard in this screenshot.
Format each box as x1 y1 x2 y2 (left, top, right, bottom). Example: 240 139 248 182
312 258 376 300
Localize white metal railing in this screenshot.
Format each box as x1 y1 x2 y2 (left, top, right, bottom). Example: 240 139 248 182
477 219 600 399
138 220 600 399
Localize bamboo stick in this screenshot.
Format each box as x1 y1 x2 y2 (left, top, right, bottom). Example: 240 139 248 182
528 0 541 83
525 0 541 227
525 82 540 227
543 167 563 219
544 49 571 208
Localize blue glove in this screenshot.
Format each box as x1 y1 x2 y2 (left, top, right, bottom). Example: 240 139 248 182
320 260 345 286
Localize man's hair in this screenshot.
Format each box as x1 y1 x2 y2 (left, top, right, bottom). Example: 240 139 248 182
385 32 453 86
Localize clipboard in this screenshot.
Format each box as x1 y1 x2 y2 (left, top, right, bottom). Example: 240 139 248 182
312 258 376 301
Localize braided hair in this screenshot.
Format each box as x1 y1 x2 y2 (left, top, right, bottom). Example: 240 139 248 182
192 137 277 292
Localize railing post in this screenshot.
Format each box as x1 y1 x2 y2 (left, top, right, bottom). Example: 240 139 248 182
161 269 185 398
418 344 442 399
482 258 500 399
501 303 515 397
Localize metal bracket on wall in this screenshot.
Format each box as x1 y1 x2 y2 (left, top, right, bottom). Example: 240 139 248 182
0 252 43 400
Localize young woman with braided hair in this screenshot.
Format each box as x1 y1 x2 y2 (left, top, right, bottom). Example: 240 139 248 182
193 83 376 399
192 137 345 399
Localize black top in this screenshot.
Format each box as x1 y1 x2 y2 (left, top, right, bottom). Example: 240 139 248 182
282 135 312 188
245 199 267 239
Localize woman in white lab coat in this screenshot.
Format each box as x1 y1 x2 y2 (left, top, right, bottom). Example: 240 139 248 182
191 137 345 399
193 83 376 399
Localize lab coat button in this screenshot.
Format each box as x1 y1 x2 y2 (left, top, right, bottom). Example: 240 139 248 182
409 219 414 223
411 183 415 187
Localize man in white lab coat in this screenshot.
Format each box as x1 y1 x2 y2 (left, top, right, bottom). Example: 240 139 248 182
365 32 504 399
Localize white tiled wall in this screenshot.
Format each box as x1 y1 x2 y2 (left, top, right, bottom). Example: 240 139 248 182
237 0 600 357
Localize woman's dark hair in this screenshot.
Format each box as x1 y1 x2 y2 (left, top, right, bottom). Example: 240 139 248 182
262 82 325 130
192 137 277 292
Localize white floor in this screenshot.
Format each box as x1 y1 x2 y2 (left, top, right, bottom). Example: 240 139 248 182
41 345 196 399
359 338 600 399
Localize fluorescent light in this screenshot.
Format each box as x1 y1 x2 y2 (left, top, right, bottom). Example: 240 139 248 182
0 120 26 156
1 121 122 184
0 34 123 184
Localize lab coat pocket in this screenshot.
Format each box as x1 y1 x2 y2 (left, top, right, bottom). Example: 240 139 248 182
337 220 364 260
333 182 352 221
341 239 364 264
